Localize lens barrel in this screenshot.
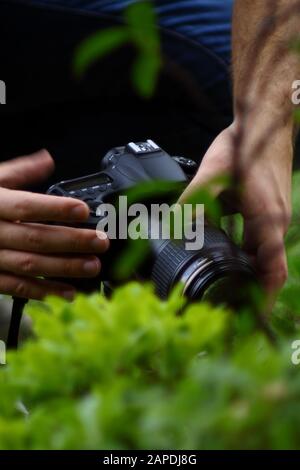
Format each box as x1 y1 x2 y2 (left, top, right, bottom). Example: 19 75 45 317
151 226 256 307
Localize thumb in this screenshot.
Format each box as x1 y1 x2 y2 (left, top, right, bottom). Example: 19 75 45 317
243 215 288 294
179 157 231 204
0 149 55 189
179 128 235 204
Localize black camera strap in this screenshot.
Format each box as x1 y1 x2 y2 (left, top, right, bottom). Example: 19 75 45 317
7 297 28 350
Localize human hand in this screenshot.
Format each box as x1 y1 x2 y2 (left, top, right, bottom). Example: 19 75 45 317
181 123 293 298
0 150 109 300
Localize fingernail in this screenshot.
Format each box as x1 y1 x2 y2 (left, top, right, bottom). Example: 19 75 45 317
70 205 89 220
91 235 109 252
83 258 101 275
62 289 76 301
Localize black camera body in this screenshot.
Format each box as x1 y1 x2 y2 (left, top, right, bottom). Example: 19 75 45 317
47 140 256 306
48 139 197 226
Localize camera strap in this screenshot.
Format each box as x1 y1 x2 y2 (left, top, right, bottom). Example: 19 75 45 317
7 297 28 350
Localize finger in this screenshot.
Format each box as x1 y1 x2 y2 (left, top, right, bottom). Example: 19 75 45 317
179 160 231 204
0 221 109 254
243 217 288 293
0 188 90 222
0 251 101 279
256 236 288 294
0 273 76 301
179 130 235 204
0 150 55 189
180 172 229 204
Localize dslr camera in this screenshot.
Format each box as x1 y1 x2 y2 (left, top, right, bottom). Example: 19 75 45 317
47 140 256 307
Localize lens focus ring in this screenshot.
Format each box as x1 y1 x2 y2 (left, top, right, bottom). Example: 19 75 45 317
151 226 255 301
151 240 196 299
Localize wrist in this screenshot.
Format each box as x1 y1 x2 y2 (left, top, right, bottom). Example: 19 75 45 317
233 87 296 138
230 112 294 166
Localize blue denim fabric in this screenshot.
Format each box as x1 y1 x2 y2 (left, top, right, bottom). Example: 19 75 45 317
28 1 233 64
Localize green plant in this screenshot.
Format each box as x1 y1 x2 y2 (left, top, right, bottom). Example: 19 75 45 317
0 171 299 450
74 1 161 98
1 167 300 451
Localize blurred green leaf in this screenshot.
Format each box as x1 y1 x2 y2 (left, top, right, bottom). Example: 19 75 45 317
290 38 300 54
126 1 161 97
293 108 300 125
124 180 183 205
184 186 222 225
0 273 299 449
126 1 160 56
74 28 129 78
221 213 243 245
113 238 150 280
73 1 161 97
132 50 161 98
1 173 300 450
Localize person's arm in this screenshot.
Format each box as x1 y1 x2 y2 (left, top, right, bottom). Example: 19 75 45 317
0 151 109 300
232 0 300 294
233 0 299 127
182 0 300 298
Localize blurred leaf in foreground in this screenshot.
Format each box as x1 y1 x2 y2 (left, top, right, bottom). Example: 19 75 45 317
74 28 129 78
73 1 161 98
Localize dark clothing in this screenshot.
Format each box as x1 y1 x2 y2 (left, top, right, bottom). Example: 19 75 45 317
0 0 234 186
25 0 233 78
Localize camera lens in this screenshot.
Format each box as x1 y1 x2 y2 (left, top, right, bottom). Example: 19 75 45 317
151 226 257 308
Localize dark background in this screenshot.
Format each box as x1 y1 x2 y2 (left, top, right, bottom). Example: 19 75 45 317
0 0 234 192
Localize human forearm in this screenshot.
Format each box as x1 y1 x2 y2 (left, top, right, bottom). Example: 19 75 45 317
232 0 300 136
182 0 300 297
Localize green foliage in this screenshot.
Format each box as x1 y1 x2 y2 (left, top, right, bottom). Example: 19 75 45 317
272 171 300 334
125 2 161 97
0 174 300 450
74 28 130 78
0 280 298 448
112 177 225 278
114 238 149 280
74 1 161 98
